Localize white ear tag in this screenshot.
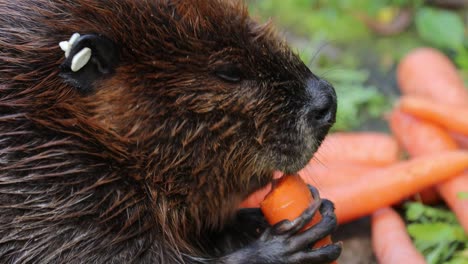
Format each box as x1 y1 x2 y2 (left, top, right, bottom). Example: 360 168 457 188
71 47 92 72
59 33 81 58
59 41 69 52
68 33 80 46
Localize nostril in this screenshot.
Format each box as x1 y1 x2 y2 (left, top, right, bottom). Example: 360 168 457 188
305 78 337 124
313 105 331 121
308 94 336 123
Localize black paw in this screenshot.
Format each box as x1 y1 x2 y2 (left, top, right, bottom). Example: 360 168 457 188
250 185 341 264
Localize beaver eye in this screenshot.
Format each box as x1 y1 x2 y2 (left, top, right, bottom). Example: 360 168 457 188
214 64 242 83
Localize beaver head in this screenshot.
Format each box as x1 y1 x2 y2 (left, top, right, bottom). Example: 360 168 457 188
0 0 336 235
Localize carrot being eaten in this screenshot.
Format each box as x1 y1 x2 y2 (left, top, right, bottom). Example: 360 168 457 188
241 135 393 208
321 150 468 224
239 185 271 208
371 208 426 264
241 162 380 208
260 174 336 263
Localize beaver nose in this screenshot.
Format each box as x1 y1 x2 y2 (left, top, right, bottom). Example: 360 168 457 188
305 78 337 126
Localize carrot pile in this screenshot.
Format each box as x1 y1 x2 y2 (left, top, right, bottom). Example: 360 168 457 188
322 151 468 224
391 48 468 235
241 47 468 263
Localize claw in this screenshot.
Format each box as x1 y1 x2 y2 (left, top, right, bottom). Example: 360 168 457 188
294 210 337 248
307 184 321 203
319 199 337 222
284 197 321 234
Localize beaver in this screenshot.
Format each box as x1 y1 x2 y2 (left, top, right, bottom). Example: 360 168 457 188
0 0 340 263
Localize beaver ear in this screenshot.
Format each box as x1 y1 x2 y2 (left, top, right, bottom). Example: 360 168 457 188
59 33 119 92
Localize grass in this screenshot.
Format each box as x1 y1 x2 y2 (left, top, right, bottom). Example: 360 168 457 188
248 0 468 131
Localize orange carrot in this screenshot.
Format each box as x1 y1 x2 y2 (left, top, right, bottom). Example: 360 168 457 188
399 96 468 136
388 108 468 231
313 132 400 166
388 109 458 156
240 185 271 208
320 151 468 224
241 163 379 208
388 109 458 204
371 208 426 264
240 171 282 208
396 48 468 208
299 162 379 188
451 132 468 149
397 47 468 106
260 175 335 254
437 172 468 233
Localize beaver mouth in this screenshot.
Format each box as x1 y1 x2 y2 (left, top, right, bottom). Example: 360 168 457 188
269 121 332 175
242 117 334 204
268 79 336 174
247 77 337 195
269 131 328 184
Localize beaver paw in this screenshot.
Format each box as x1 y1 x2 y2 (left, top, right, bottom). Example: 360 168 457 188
219 186 341 264
243 185 341 264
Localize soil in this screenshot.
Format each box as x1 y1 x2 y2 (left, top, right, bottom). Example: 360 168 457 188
335 217 377 264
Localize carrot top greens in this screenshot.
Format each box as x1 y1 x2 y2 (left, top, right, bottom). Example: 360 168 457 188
405 202 468 264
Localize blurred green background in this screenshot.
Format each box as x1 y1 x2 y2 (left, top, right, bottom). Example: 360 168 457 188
248 0 468 132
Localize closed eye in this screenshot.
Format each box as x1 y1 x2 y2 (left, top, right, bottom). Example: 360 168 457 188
214 64 242 83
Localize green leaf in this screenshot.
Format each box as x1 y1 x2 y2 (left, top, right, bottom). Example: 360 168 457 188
415 7 464 50
322 68 369 83
408 223 467 243
405 202 468 263
332 83 388 131
424 242 461 264
457 192 468 200
455 48 468 71
405 202 459 223
425 242 446 264
405 202 426 221
446 258 468 264
446 248 468 264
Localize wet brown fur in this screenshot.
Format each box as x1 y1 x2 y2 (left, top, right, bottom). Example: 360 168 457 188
0 0 330 263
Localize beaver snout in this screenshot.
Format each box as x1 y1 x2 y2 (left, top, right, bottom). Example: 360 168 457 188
304 78 337 128
267 77 336 174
